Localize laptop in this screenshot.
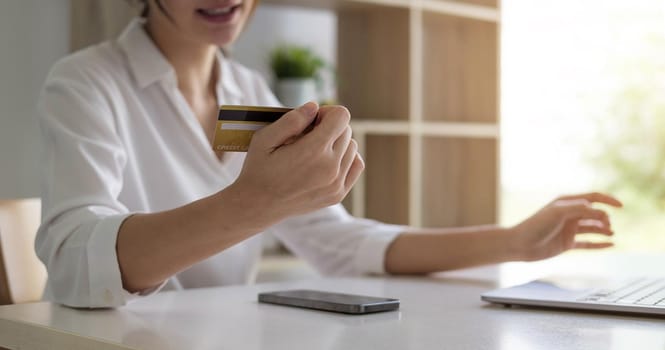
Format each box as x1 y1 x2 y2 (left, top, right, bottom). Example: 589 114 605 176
481 276 665 316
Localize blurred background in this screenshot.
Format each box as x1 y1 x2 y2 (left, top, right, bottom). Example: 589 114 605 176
1 0 665 291
501 0 665 252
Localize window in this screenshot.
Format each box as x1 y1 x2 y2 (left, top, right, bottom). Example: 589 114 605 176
501 0 665 252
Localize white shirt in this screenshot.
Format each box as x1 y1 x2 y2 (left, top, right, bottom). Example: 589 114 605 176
36 19 404 308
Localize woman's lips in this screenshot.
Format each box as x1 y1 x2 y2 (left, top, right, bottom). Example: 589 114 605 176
196 4 243 24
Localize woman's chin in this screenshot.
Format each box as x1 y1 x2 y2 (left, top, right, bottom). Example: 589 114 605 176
207 38 235 48
205 32 241 48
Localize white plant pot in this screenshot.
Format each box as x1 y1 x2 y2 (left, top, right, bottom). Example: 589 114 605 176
275 78 318 107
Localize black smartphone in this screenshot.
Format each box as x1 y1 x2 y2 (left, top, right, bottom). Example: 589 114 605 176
258 289 400 315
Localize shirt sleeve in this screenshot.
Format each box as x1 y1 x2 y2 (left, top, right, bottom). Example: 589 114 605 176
36 60 162 308
269 205 406 276
245 69 406 276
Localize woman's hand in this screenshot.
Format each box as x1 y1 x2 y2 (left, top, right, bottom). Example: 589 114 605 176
229 101 364 224
510 192 623 261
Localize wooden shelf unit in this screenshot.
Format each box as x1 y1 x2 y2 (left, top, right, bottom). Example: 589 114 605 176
266 0 501 227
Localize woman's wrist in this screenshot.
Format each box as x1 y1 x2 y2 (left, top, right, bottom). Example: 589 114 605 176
501 226 530 262
212 181 285 234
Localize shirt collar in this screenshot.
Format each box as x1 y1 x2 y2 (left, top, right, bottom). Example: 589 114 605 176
117 18 243 100
117 18 174 89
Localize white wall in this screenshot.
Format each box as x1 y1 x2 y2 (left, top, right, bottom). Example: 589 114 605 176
231 4 337 102
0 0 70 198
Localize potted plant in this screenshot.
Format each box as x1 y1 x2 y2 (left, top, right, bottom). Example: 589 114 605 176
270 45 325 107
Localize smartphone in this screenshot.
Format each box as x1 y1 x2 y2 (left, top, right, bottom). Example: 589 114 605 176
257 289 400 315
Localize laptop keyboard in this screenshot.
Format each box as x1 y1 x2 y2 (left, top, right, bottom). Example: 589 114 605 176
578 278 665 306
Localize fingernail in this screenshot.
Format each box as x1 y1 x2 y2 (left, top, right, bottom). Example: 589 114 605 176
298 101 318 117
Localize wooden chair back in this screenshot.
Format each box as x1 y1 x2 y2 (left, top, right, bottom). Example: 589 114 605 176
0 199 46 305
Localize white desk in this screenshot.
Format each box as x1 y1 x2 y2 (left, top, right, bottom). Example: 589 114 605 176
1 253 665 349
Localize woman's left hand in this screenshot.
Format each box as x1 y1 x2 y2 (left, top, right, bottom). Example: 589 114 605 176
510 192 623 261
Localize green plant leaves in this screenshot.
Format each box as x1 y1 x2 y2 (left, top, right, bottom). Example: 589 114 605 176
270 45 325 80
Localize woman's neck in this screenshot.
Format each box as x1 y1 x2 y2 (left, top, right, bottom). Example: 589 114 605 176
145 19 218 99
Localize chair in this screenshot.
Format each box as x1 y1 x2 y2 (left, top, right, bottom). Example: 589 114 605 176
0 199 46 305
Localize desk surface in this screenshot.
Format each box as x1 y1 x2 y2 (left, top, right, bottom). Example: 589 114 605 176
2 253 665 350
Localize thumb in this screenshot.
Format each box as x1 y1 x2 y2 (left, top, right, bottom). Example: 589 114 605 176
257 101 318 148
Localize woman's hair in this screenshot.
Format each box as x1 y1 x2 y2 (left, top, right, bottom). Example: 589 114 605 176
136 0 169 19
138 0 146 17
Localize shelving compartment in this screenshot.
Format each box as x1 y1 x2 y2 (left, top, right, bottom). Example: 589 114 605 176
420 136 497 227
362 134 410 225
337 5 411 121
421 11 498 123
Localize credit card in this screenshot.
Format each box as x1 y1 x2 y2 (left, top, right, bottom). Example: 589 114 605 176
213 105 292 152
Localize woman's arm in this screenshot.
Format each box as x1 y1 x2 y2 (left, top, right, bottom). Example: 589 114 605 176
385 192 622 274
116 184 272 292
117 103 364 292
384 226 516 274
38 59 362 306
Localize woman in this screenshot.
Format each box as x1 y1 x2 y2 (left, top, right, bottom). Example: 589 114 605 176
37 0 622 308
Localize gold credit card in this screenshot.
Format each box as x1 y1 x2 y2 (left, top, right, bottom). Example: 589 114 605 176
213 105 293 152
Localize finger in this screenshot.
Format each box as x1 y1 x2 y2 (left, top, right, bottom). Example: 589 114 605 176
344 153 365 191
578 218 611 230
557 192 623 208
555 204 609 222
333 126 352 158
304 105 350 147
256 102 318 150
573 241 614 250
580 208 610 224
578 218 606 227
339 139 358 179
575 218 613 235
575 225 613 236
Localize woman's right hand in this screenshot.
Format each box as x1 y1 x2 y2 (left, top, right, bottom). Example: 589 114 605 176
230 101 364 223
